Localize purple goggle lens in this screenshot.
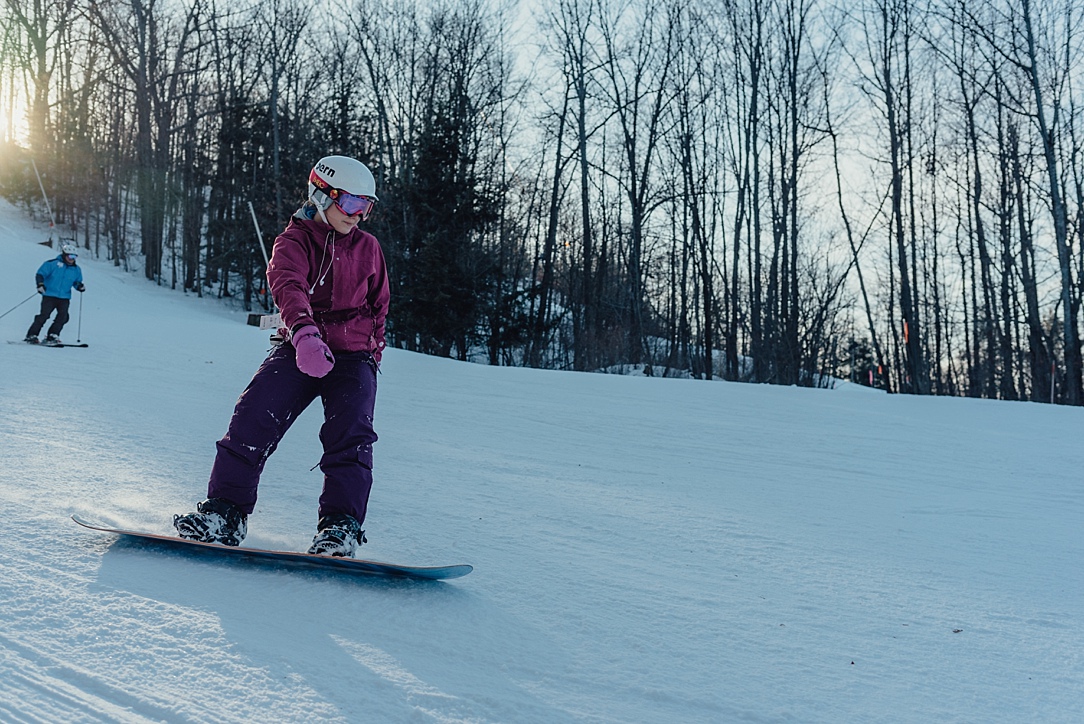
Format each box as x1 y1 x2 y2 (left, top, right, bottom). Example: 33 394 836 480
333 192 376 219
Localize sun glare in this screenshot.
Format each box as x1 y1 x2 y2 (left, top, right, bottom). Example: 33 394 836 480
0 102 31 146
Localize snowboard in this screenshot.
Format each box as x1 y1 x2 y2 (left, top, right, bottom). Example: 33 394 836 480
72 515 472 581
8 340 89 347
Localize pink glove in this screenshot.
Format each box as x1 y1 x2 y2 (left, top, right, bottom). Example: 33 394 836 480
292 325 335 378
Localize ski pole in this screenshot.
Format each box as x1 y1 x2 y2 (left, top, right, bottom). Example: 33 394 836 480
77 290 84 343
0 292 37 321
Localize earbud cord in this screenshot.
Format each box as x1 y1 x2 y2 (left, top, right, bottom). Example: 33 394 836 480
310 230 334 294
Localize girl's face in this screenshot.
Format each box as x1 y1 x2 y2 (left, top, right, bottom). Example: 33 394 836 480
324 201 360 235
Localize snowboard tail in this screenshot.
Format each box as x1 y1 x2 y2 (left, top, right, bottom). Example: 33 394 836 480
71 515 472 580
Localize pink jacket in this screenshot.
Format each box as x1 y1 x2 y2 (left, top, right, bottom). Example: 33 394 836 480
266 212 390 361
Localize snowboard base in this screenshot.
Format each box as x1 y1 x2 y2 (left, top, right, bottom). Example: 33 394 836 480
72 515 472 580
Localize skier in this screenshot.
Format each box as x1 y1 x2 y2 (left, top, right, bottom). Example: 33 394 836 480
25 243 85 345
174 155 390 557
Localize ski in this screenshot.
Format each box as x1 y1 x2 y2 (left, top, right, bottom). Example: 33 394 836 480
8 340 88 347
71 515 473 581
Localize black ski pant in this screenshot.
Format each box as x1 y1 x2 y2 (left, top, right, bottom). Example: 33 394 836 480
28 296 71 338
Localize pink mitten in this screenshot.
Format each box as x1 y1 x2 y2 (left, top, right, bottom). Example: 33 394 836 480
292 325 335 378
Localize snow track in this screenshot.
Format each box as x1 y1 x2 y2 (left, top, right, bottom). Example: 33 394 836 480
2 200 1083 721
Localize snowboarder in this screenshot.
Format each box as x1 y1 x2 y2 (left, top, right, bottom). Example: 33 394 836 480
25 243 85 346
174 155 390 557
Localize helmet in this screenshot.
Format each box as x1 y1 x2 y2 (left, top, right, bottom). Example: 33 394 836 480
61 243 78 256
308 155 378 210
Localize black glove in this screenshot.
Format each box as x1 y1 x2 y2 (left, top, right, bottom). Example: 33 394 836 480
76 282 85 293
37 284 45 295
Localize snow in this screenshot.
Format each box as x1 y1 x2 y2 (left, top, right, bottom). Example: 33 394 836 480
1 198 1082 723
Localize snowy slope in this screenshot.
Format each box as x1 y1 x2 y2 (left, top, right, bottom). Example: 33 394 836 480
0 199 1082 723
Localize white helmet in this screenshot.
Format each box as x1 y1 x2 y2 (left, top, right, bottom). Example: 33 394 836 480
61 243 78 256
308 155 378 215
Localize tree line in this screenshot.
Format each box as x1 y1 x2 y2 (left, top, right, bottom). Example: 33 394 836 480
1 0 1082 404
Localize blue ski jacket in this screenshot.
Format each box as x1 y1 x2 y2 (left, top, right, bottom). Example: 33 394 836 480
36 255 83 299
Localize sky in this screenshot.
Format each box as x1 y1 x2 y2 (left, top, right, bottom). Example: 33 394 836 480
0 197 1082 722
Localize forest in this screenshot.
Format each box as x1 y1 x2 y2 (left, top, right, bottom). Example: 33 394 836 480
2 0 1083 404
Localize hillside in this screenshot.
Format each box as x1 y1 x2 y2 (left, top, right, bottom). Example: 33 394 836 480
1 200 1082 722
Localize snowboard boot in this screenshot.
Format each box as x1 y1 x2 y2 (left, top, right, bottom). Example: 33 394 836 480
307 513 366 557
43 334 62 347
173 497 248 546
23 334 39 344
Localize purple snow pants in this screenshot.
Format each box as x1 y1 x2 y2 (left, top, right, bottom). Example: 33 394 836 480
207 343 379 524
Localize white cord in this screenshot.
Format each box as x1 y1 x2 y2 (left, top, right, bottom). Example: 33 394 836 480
309 231 334 294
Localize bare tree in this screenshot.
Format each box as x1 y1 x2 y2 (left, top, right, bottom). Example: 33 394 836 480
87 0 204 282
597 0 679 366
954 0 1083 403
3 0 75 160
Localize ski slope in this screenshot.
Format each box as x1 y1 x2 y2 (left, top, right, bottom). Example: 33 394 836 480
0 199 1082 722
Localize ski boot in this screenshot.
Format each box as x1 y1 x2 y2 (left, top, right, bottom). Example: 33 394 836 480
308 513 366 557
43 334 62 347
23 334 39 344
173 498 248 546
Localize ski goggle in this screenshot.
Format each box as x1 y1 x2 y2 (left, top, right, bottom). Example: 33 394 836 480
309 170 377 220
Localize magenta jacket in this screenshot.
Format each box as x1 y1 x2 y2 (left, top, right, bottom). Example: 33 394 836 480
266 211 390 361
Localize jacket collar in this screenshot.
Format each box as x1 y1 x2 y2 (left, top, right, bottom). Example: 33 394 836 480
290 206 364 246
